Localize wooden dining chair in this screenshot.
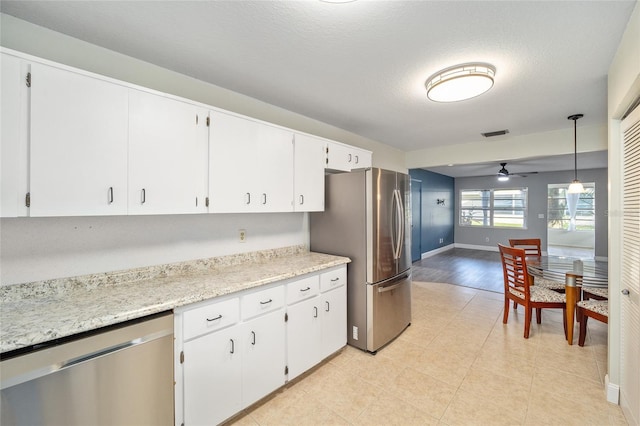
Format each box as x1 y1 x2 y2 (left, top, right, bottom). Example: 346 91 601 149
507 238 563 312
583 287 608 301
508 238 542 257
498 244 567 339
576 300 608 346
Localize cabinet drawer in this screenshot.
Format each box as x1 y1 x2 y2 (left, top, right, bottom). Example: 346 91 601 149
320 267 347 292
183 297 240 340
286 275 320 305
241 285 285 320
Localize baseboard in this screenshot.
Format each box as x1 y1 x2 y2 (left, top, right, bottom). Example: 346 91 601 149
454 243 499 252
605 374 620 404
420 244 455 259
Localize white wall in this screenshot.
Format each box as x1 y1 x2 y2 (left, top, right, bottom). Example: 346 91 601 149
607 0 640 405
405 124 607 169
0 214 307 285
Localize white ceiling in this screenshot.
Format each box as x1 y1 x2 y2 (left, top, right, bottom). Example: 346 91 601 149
0 1 634 176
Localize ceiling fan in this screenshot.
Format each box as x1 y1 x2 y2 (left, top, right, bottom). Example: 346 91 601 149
497 162 537 180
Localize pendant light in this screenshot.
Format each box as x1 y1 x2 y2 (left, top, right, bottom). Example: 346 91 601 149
567 114 585 194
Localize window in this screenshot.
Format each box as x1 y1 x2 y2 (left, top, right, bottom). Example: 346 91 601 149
547 183 595 231
460 188 528 228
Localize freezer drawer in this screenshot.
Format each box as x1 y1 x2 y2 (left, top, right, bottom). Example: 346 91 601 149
367 273 412 352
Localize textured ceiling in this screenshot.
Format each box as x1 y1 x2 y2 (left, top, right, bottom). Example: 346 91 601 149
0 1 634 175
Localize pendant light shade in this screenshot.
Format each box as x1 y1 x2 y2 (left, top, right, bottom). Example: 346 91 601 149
567 114 584 194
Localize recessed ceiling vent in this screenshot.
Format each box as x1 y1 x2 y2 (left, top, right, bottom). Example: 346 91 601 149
481 129 509 138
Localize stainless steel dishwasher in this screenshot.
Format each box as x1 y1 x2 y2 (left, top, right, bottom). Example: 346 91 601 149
1 312 174 426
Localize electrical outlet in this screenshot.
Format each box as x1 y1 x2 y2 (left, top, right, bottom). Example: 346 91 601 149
239 229 246 243
439 238 444 244
352 326 359 340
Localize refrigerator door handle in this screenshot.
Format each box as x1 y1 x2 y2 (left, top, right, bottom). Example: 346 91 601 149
398 188 405 260
392 189 403 260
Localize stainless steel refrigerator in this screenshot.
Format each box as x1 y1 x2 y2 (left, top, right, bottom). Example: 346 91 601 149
310 168 412 353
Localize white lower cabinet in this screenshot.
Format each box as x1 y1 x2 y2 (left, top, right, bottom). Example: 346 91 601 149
287 266 347 380
176 265 346 425
183 323 242 426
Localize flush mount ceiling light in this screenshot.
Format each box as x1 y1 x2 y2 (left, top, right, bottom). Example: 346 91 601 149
426 63 496 102
567 114 585 194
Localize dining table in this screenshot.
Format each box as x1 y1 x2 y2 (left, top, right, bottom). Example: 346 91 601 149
527 256 608 345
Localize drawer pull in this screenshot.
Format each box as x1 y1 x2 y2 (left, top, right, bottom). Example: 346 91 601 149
313 306 318 318
300 286 311 292
206 314 222 322
251 331 256 345
330 278 339 282
260 299 273 305
325 301 330 312
230 339 235 354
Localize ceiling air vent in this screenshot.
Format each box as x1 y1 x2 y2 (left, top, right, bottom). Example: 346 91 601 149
481 129 509 137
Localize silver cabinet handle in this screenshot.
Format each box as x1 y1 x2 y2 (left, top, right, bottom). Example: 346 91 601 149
108 187 114 204
348 153 352 163
230 339 235 354
141 188 146 204
206 314 222 322
251 331 256 345
331 278 339 282
325 301 330 312
622 289 630 295
262 193 267 205
260 299 273 305
355 155 359 164
299 194 304 205
300 287 311 292
313 306 318 318
245 192 251 205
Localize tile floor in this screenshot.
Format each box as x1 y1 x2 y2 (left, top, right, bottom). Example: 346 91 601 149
228 281 626 425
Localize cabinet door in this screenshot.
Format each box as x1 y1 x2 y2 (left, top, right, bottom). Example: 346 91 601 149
325 141 352 172
321 284 347 359
286 296 322 380
241 309 286 407
351 147 372 169
183 326 242 426
1 54 28 217
325 141 372 172
29 63 129 216
128 90 208 215
209 111 293 213
293 134 325 212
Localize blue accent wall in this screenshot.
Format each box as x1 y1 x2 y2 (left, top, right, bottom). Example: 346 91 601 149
409 169 455 255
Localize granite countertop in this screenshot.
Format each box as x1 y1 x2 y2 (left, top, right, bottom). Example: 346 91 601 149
0 246 350 354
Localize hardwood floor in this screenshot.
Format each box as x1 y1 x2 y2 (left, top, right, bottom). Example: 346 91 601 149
412 248 504 293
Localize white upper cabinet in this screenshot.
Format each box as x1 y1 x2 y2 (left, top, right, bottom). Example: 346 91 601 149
208 111 294 213
29 63 129 217
1 53 28 217
2 49 369 217
128 90 209 215
293 133 325 212
325 140 372 172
